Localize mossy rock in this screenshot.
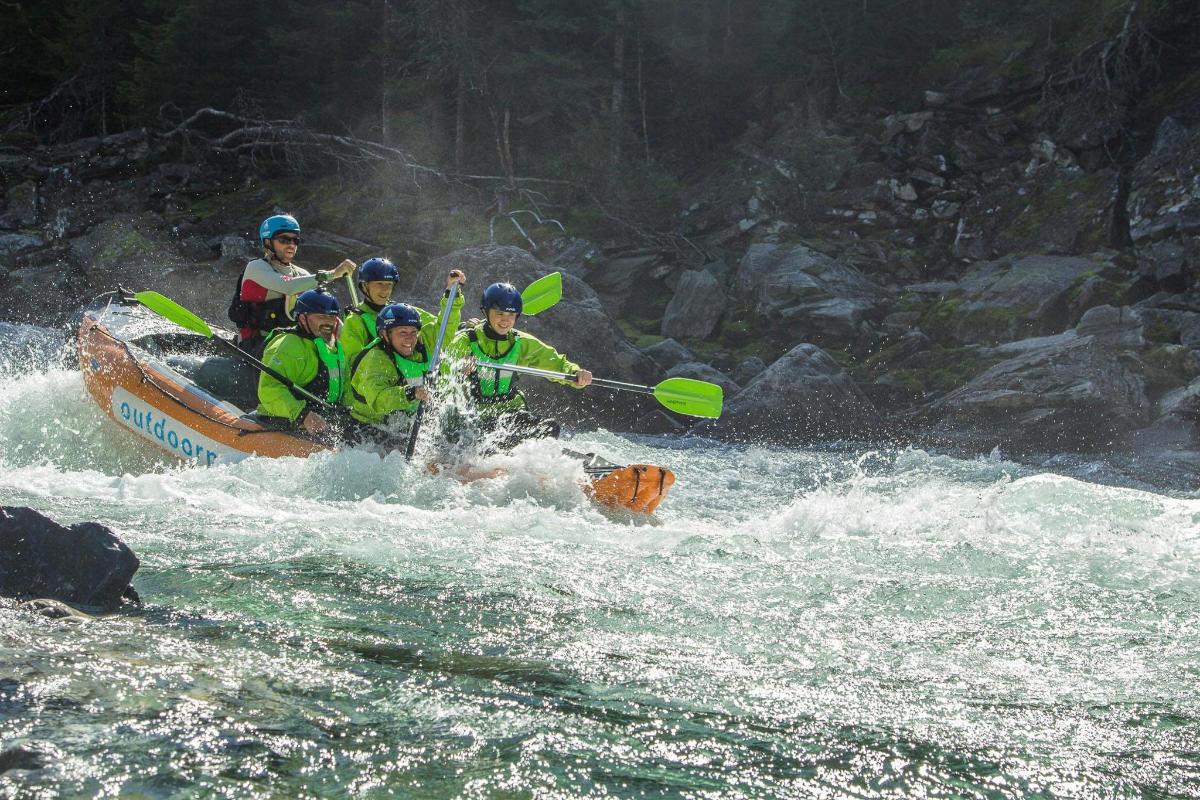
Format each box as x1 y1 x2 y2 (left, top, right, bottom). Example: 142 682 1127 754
97 229 157 266
1141 345 1199 390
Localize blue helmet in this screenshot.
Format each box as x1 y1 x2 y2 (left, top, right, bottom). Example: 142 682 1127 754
293 289 339 317
481 282 522 314
259 214 300 246
377 303 422 332
358 257 399 284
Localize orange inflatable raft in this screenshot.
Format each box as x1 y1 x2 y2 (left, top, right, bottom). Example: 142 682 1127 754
77 293 675 514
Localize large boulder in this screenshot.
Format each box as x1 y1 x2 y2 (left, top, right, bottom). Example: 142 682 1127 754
409 245 665 432
706 343 881 444
920 306 1155 453
660 269 725 339
0 506 139 611
735 243 891 343
927 255 1112 345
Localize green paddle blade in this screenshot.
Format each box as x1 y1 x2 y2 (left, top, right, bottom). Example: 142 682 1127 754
133 291 215 337
521 271 562 316
653 377 724 419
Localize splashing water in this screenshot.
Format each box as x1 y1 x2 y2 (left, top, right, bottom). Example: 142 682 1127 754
1 323 1198 798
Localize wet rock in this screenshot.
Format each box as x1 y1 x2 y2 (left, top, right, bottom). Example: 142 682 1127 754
642 338 695 371
921 307 1153 454
661 270 725 340
19 598 93 621
706 343 881 444
0 233 44 261
0 506 139 612
732 356 766 384
0 744 49 774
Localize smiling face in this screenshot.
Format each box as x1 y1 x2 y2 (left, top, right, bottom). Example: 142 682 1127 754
486 309 518 336
362 280 395 306
386 325 420 356
301 312 339 340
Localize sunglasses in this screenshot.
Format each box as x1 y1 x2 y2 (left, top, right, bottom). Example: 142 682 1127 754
273 235 302 245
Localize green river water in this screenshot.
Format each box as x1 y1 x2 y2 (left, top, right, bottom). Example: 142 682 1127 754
0 322 1198 799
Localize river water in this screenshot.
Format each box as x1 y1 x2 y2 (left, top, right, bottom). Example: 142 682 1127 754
1 321 1198 799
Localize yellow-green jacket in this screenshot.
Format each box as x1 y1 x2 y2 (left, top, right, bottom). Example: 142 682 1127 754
342 292 462 367
444 323 583 414
256 329 348 421
348 301 462 425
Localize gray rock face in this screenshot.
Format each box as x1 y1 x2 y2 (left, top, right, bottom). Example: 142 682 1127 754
660 270 725 339
947 255 1109 344
642 338 695 371
732 356 767 384
922 306 1153 453
581 250 661 316
707 343 881 444
1128 116 1200 244
736 243 890 341
0 506 139 611
0 233 44 260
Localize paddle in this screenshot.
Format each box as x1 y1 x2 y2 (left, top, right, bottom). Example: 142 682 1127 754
404 281 459 460
519 271 561 316
343 274 362 311
133 290 334 413
472 360 724 419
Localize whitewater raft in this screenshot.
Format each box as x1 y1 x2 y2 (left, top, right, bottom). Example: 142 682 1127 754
77 293 675 513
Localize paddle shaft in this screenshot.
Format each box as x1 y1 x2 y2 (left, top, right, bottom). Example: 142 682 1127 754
405 282 460 460
472 361 654 393
344 274 361 309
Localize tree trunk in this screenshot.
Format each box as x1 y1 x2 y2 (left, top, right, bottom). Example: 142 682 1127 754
638 28 649 165
455 68 466 169
611 4 627 164
381 0 391 144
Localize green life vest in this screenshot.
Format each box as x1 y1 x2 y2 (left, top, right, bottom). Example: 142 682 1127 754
363 308 379 341
312 336 346 404
467 327 522 403
349 338 428 405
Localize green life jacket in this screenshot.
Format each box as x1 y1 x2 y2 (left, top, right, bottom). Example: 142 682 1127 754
349 338 428 404
467 326 522 403
361 305 380 341
312 336 346 404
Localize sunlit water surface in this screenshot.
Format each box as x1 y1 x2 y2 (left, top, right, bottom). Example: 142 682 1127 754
1 322 1198 799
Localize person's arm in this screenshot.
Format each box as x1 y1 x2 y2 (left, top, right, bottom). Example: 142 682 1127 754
517 332 586 389
242 260 320 296
257 336 317 420
353 349 419 418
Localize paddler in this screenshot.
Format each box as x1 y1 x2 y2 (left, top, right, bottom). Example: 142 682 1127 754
348 269 467 430
341 257 400 366
256 288 349 436
229 214 356 359
444 281 592 449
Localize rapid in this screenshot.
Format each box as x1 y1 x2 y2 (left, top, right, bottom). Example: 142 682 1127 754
1 321 1198 799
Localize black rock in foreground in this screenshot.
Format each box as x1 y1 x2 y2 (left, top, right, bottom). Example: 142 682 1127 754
0 506 139 611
